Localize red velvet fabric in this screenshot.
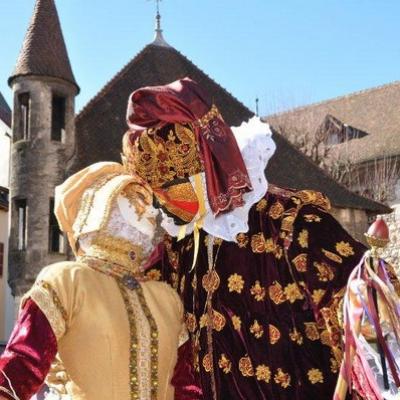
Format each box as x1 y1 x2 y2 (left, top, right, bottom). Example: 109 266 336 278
172 340 203 399
158 187 366 400
126 77 252 215
0 299 57 400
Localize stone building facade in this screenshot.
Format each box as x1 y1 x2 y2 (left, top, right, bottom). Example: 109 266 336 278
0 93 14 341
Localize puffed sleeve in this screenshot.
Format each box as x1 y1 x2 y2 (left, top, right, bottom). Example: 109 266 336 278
287 204 366 359
0 299 57 400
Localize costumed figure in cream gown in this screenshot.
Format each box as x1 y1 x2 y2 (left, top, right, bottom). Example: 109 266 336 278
0 162 202 400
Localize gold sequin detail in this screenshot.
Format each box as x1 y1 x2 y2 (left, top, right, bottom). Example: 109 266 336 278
117 280 158 400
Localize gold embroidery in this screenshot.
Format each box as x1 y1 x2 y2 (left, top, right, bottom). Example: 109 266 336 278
145 269 161 281
202 354 213 372
251 232 281 257
212 310 226 332
330 357 339 373
117 280 159 400
307 368 324 384
292 253 308 272
304 322 320 341
251 232 267 253
312 289 326 305
250 320 264 338
269 324 281 344
283 283 304 304
199 314 208 329
195 104 222 128
202 270 220 293
289 328 303 345
303 214 322 222
256 198 268 212
293 190 331 211
319 329 331 346
180 275 186 293
297 229 309 248
335 241 355 257
274 368 291 388
86 233 145 273
227 273 244 293
128 123 204 188
232 315 242 331
269 201 285 219
37 281 68 322
239 356 254 377
256 364 271 383
236 233 249 248
28 281 67 340
264 238 276 253
218 354 232 374
268 281 286 305
250 281 266 301
74 173 120 237
185 312 197 333
322 249 343 264
164 236 179 270
313 261 334 282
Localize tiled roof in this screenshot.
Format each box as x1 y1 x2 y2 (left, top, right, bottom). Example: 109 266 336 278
9 0 79 91
73 43 389 214
266 81 400 164
0 91 11 127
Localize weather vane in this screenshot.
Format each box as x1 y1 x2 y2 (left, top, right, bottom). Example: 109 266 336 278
147 0 162 14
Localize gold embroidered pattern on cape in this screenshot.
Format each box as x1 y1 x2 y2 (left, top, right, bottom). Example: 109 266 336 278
27 280 67 340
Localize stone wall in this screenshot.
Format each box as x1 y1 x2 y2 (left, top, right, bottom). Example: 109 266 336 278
8 76 77 296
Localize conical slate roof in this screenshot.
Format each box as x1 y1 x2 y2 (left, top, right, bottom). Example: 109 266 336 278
73 42 389 214
9 0 79 91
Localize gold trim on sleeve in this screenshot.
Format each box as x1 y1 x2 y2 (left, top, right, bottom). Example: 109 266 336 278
27 280 67 341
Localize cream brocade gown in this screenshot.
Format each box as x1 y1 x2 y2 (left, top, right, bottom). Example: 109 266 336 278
23 251 186 400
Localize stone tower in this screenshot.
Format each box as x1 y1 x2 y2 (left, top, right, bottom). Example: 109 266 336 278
8 0 79 296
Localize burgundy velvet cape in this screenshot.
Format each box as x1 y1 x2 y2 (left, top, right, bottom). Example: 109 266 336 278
158 186 366 400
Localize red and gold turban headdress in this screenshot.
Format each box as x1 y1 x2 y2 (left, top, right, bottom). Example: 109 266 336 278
123 77 253 217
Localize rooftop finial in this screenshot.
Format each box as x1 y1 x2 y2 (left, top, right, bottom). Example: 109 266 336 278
151 0 171 47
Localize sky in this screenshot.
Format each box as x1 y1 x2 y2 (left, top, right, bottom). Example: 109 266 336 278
0 0 399 116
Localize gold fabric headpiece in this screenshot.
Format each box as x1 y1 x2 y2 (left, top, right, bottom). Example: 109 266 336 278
54 162 152 254
123 123 204 189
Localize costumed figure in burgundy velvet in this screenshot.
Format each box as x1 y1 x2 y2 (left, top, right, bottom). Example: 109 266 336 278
122 78 367 400
0 162 202 400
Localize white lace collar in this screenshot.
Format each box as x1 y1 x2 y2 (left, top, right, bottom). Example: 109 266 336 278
160 117 276 242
